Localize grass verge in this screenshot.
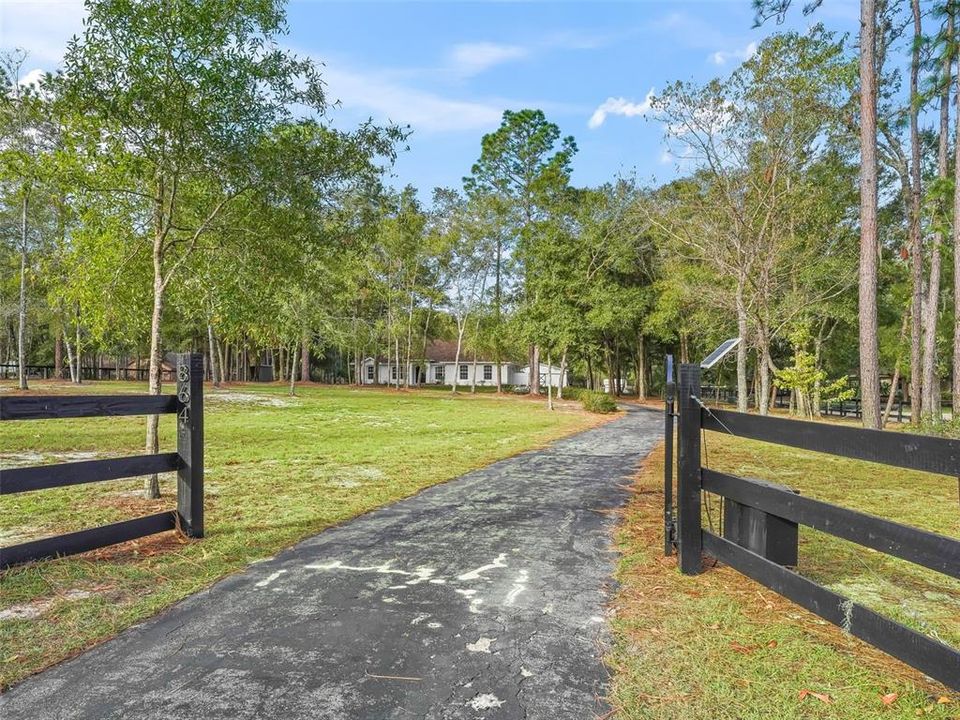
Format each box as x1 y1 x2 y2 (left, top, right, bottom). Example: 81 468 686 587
608 438 960 719
0 381 607 689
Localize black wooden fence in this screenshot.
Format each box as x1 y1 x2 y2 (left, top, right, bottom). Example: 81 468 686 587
665 361 960 690
0 353 204 569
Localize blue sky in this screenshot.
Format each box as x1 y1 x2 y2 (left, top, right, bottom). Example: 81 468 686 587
2 0 860 200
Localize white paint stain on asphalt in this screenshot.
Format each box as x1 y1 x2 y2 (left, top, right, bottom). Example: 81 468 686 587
455 588 477 598
305 560 417 577
457 553 507 581
255 569 287 588
504 570 529 606
404 567 437 585
466 637 496 653
467 694 505 710
468 598 484 614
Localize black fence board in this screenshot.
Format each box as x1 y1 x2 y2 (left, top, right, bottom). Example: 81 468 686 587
702 531 960 690
2 453 181 495
701 407 960 476
0 511 177 568
702 469 960 579
0 395 177 421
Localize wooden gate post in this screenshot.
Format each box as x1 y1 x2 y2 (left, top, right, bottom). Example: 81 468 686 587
677 363 702 575
176 353 204 538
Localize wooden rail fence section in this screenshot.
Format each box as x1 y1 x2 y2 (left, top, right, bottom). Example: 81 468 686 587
667 362 960 691
0 353 204 569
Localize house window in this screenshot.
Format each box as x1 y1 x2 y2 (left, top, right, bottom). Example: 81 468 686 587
392 365 397 381
435 365 445 382
483 365 493 381
366 365 374 381
459 364 469 380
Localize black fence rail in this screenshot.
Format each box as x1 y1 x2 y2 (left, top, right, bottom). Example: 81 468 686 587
0 353 204 569
665 362 960 691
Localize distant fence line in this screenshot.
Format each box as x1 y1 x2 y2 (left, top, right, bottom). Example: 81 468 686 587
698 384 937 423
0 363 346 384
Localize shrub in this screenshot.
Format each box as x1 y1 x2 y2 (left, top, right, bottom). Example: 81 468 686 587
562 386 588 401
581 390 618 414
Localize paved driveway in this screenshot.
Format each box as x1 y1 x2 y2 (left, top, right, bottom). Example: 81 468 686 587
1 405 661 720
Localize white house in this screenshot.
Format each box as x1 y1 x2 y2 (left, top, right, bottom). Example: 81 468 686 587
358 340 568 389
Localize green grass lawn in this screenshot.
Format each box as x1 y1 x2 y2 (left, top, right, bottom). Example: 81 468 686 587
0 380 604 689
608 430 960 720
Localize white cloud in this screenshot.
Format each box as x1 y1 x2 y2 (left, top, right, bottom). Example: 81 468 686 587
18 68 46 88
588 89 655 129
448 42 528 77
322 64 507 133
710 41 758 66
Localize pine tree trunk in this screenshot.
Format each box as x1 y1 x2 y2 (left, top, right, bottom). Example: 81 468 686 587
908 0 925 424
858 0 882 429
954 34 960 414
922 13 952 422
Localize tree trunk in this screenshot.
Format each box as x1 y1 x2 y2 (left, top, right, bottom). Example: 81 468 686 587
218 341 227 385
144 260 165 499
558 349 567 400
954 31 960 414
394 336 401 390
54 330 63 381
18 192 29 391
735 281 749 412
301 335 310 383
64 332 76 384
858 0 882 429
74 303 82 383
636 333 647 401
882 312 909 428
922 13 952 422
529 345 540 394
452 319 466 394
207 323 220 387
289 343 298 396
494 236 503 393
547 352 554 411
908 0 924 425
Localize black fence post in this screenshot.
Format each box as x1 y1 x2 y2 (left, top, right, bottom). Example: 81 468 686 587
664 355 676 556
677 363 703 575
176 353 204 538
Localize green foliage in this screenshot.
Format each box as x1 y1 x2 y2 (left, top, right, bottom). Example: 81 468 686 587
581 390 618 413
774 326 854 417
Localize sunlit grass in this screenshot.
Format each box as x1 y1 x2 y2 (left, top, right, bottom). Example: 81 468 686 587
609 437 960 720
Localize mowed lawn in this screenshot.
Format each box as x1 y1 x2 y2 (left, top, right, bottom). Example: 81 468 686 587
609 429 960 720
0 381 605 689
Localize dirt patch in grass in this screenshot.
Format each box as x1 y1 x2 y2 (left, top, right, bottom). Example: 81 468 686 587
607 442 959 720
